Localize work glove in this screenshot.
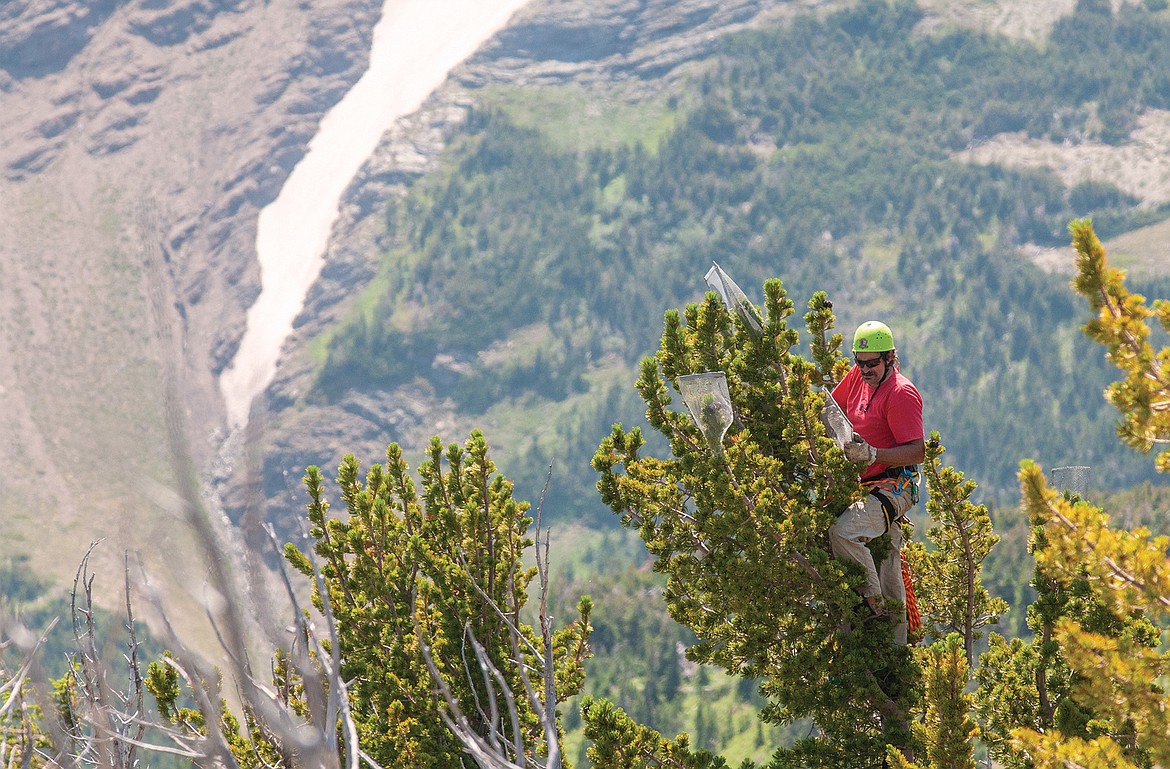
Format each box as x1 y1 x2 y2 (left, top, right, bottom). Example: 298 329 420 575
844 436 878 464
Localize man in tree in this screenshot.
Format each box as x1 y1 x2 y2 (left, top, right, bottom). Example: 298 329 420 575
830 320 924 644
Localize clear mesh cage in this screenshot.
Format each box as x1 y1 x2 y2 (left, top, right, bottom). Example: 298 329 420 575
1050 465 1091 498
677 372 734 454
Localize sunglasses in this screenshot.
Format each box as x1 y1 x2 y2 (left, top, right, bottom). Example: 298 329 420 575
854 356 885 370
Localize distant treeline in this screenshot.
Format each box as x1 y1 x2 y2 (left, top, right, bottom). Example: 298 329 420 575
313 0 1170 516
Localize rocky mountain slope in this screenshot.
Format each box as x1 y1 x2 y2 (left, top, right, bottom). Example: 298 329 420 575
0 0 835 645
1 0 1161 654
222 0 842 539
0 0 383 637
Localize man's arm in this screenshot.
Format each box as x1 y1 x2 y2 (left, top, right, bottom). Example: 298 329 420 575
875 438 925 468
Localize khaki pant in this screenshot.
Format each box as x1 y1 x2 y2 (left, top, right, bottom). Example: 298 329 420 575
829 490 914 645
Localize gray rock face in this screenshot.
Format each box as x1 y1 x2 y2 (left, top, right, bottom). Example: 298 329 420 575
0 0 384 588
0 0 124 77
478 0 795 84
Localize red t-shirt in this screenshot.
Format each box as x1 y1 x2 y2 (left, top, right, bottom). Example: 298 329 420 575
831 366 923 479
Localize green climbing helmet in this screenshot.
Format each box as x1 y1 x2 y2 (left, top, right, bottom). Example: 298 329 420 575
852 321 895 353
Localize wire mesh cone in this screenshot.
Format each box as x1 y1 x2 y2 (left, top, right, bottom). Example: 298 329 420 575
821 395 855 450
678 372 734 453
1050 465 1091 497
704 261 763 337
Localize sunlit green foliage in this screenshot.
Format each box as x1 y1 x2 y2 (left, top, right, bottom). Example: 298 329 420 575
588 282 921 766
889 634 979 769
907 435 1009 663
284 431 592 768
1070 218 1170 471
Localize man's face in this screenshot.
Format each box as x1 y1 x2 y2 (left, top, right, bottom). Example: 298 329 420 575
854 353 886 386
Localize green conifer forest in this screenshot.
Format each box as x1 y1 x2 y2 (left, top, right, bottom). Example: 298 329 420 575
293 5 1170 759
313 0 1170 518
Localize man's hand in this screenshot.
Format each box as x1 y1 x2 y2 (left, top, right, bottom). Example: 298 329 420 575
845 436 878 464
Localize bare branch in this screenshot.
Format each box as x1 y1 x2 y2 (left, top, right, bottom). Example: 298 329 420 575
261 522 376 769
412 462 571 769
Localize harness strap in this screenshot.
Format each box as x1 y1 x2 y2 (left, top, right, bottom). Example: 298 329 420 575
867 487 900 532
862 466 905 483
862 464 919 483
861 464 920 509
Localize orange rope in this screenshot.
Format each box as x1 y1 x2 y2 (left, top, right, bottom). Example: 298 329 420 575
860 477 901 496
902 551 922 639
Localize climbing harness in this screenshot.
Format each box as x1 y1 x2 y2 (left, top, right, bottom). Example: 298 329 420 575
860 465 920 531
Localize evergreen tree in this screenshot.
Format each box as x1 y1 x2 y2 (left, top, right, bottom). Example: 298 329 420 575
968 220 1170 769
906 435 1009 665
580 696 729 769
19 433 592 769
888 634 978 769
588 283 921 766
284 431 593 768
1069 218 1170 473
992 220 1170 769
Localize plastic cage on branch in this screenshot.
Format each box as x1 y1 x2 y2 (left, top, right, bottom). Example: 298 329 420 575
821 394 855 451
704 261 763 339
702 259 851 449
677 372 735 454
